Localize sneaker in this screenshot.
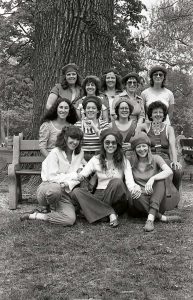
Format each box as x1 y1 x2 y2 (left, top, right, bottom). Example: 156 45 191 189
164 215 182 223
143 220 154 232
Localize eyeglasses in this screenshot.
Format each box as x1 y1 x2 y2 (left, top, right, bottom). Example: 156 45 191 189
104 140 117 146
153 72 164 77
127 81 137 86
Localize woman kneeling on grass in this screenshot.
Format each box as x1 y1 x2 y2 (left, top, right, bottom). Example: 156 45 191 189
128 132 181 232
20 126 85 226
71 128 138 228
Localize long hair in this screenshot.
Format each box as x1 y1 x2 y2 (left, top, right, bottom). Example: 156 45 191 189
115 101 134 120
99 142 124 171
131 146 154 170
147 101 168 121
82 75 101 96
101 69 122 92
41 97 78 124
55 126 83 155
60 72 82 90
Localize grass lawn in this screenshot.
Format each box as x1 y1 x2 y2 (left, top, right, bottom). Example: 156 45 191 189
0 180 193 300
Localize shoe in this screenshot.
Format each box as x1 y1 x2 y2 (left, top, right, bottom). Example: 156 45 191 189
20 213 30 221
164 215 182 223
144 220 154 232
109 214 119 228
110 218 119 228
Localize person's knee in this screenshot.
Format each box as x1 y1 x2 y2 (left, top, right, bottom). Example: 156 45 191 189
67 211 76 225
109 178 123 187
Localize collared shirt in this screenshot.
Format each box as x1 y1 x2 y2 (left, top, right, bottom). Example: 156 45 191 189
118 91 145 123
41 147 85 192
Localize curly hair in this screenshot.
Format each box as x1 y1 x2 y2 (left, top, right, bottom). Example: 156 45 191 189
115 100 134 120
101 69 123 92
99 141 124 171
55 126 83 155
82 75 101 96
147 101 168 122
150 73 166 88
60 72 82 90
41 97 78 124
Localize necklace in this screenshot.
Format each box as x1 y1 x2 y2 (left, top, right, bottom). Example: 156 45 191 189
152 121 163 135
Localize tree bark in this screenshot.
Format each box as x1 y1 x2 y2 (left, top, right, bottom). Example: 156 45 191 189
32 0 114 137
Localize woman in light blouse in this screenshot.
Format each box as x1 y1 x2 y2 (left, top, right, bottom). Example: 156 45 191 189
20 126 85 226
71 128 138 227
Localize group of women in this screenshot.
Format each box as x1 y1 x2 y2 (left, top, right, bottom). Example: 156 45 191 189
21 63 182 232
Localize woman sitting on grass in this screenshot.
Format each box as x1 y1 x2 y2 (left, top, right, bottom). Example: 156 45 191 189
20 126 85 226
71 128 138 228
39 97 78 157
128 132 181 232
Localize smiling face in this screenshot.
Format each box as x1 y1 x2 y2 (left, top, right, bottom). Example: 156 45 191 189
85 81 96 96
85 102 98 120
104 135 117 154
151 107 164 123
118 101 131 119
152 71 164 86
66 136 80 151
66 71 77 86
135 143 149 158
126 77 138 93
106 72 116 89
57 101 70 120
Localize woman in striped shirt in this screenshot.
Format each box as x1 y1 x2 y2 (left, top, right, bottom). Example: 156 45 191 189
75 95 109 161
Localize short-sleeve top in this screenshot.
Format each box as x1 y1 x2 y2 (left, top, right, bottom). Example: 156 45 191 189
132 154 166 191
50 83 82 103
118 91 145 123
75 119 109 153
39 121 62 152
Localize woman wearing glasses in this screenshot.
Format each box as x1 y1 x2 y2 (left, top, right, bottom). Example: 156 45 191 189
118 73 145 126
141 65 174 125
71 128 138 228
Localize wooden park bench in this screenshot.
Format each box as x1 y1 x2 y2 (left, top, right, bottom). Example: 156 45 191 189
180 138 193 180
8 134 44 209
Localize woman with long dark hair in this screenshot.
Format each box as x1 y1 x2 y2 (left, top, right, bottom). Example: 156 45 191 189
128 132 181 232
39 97 78 157
46 63 83 109
20 126 85 226
71 128 137 227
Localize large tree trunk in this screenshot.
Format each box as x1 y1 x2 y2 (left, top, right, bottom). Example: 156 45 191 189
32 0 114 137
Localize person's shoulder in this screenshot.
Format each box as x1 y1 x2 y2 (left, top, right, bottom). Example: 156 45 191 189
119 90 127 97
153 154 165 163
163 87 173 95
40 121 50 130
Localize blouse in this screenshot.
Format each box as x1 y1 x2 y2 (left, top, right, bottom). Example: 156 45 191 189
39 121 61 152
41 147 85 192
79 155 136 191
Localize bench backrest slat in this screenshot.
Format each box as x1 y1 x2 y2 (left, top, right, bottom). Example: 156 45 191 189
20 156 44 163
20 140 40 151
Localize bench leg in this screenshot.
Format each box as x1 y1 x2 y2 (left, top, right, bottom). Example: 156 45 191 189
8 174 19 209
17 175 22 202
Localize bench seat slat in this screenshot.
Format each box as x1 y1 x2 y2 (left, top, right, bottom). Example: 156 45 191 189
20 140 40 151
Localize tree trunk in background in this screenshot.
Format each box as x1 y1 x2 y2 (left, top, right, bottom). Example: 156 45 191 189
32 0 114 137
